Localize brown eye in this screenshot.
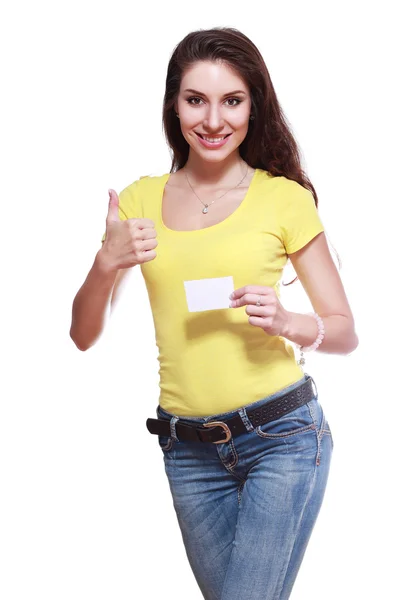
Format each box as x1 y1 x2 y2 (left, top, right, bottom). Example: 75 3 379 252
186 97 242 107
187 97 203 105
226 98 242 107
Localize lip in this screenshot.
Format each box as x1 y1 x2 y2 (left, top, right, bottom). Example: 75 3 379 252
195 132 232 149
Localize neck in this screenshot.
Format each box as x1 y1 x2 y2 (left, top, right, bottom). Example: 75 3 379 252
183 152 248 187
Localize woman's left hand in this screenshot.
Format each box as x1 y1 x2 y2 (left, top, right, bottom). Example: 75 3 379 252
229 285 290 337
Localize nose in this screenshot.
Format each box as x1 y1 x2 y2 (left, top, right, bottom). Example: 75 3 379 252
203 104 225 132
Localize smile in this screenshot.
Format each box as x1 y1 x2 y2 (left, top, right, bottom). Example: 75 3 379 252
195 133 232 142
194 132 233 148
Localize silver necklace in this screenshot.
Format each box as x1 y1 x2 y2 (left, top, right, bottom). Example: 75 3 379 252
184 164 249 214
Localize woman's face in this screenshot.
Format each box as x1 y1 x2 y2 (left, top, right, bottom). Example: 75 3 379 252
175 60 252 163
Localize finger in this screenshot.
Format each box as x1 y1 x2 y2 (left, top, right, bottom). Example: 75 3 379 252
230 285 273 301
139 236 158 253
136 227 157 240
106 189 120 223
248 316 267 328
128 217 156 229
245 304 268 316
231 292 269 308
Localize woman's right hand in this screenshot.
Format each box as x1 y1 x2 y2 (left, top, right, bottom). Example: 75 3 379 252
98 189 158 272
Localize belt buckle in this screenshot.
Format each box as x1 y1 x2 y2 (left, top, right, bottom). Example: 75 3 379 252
203 421 232 444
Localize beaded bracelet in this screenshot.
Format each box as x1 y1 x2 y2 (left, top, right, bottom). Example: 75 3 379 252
297 312 325 367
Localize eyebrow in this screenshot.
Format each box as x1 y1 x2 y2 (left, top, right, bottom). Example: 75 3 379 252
183 88 247 96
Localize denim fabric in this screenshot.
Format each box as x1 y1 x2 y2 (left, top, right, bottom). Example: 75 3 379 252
156 373 333 600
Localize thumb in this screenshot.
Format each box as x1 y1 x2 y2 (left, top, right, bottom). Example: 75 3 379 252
106 189 120 223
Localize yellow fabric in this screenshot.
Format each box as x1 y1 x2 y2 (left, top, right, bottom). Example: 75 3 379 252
101 168 325 417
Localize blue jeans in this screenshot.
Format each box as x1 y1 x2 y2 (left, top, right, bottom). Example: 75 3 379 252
156 373 333 600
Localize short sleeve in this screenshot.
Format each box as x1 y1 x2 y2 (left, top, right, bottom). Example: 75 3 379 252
276 180 325 254
101 179 143 243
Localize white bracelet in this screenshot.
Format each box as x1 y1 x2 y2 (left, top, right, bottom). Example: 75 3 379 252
297 312 325 367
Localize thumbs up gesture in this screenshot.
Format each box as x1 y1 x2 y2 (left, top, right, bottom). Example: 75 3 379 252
99 189 158 272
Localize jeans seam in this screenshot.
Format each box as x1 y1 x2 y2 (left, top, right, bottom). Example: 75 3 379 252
237 481 245 505
254 422 316 439
307 400 323 466
318 413 326 441
273 461 318 600
224 439 239 469
217 441 246 484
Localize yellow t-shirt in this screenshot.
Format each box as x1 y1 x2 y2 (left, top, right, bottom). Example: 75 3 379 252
102 168 324 417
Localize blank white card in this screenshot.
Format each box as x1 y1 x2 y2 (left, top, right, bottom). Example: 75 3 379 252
184 276 234 312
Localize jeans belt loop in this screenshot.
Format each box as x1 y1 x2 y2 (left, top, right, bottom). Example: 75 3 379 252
306 373 318 398
170 416 180 442
238 407 254 432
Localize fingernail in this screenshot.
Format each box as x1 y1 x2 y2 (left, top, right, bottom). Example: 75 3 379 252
229 293 234 299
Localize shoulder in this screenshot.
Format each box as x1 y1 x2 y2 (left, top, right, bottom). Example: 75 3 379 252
252 170 313 207
253 170 302 195
266 176 316 216
266 173 312 198
120 172 169 195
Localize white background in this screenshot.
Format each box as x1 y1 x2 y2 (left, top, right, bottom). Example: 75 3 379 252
1 1 399 598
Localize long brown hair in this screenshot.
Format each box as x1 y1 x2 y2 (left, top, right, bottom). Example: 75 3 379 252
162 27 340 284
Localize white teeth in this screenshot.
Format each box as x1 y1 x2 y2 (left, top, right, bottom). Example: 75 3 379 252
202 136 226 142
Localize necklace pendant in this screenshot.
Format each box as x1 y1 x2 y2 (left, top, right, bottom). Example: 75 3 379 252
202 205 208 214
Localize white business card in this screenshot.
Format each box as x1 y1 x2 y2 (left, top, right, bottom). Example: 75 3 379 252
184 276 234 312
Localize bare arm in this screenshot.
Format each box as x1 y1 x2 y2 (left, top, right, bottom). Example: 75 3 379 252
282 232 359 354
69 250 129 351
70 188 157 351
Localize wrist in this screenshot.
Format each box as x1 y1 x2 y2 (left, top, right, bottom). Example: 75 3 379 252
279 311 320 347
300 313 325 351
281 310 293 339
95 248 119 277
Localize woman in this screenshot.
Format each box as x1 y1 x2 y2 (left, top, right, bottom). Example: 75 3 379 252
70 27 358 600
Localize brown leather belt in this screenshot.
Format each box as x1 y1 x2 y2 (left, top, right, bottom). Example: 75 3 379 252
146 376 315 444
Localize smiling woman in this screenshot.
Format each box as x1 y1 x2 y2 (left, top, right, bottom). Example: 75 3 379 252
70 25 358 600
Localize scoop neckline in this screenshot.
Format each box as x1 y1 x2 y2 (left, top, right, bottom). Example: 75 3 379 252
158 167 260 234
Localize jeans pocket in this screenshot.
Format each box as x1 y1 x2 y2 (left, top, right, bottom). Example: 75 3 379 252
254 400 317 439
